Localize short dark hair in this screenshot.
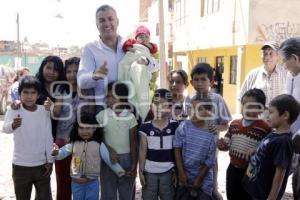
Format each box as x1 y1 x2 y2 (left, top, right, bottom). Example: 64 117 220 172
279 37 300 60
242 88 266 107
65 57 80 68
18 75 41 95
107 81 129 102
190 93 213 111
96 4 116 16
168 69 189 86
145 89 172 122
269 94 300 124
153 88 173 103
191 63 214 81
70 114 102 143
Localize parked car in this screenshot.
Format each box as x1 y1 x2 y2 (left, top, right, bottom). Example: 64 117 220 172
0 65 15 114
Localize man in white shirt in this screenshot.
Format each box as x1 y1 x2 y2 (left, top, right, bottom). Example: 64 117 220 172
239 41 288 107
279 37 300 199
77 5 124 110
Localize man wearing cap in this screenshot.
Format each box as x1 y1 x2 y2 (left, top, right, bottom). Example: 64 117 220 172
239 41 288 107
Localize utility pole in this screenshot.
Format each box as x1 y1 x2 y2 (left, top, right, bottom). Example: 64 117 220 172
16 12 21 69
158 0 167 88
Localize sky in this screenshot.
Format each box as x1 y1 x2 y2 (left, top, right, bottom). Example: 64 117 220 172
0 0 139 47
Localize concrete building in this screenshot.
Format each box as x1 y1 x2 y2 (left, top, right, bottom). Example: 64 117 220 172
172 0 300 113
140 0 300 113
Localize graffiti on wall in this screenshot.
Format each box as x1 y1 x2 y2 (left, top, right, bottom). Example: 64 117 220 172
256 22 300 43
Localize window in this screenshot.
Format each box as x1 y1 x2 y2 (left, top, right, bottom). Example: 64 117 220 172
230 56 237 84
197 57 207 63
206 0 220 15
175 0 186 26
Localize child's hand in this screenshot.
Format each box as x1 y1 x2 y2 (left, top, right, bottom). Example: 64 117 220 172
217 138 229 151
12 114 22 130
172 172 177 186
109 149 119 164
11 101 21 110
44 97 53 111
51 143 59 156
178 172 188 186
43 163 53 177
208 123 218 135
192 177 202 189
139 171 146 186
246 147 257 161
126 164 137 177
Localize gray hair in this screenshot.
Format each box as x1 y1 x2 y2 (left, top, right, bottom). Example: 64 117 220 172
279 37 300 60
95 4 117 16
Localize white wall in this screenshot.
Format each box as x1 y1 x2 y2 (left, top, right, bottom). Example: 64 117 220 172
173 0 250 52
248 0 300 44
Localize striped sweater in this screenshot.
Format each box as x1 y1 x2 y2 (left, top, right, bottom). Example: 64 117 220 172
224 119 271 169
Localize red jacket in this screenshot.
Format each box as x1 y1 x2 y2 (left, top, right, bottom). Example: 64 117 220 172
122 39 158 54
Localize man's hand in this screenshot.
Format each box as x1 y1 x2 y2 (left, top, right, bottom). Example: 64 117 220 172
12 114 22 130
92 61 108 80
137 57 149 65
43 163 53 177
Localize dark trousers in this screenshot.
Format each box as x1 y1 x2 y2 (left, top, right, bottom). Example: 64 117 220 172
175 186 212 200
12 164 52 200
293 159 300 200
55 156 72 200
226 164 252 200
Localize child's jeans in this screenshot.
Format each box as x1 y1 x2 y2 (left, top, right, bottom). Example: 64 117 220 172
71 178 99 200
226 164 252 200
12 164 52 200
100 153 136 200
142 170 174 200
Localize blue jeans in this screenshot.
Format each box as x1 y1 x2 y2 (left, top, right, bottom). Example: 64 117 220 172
71 179 99 200
142 170 174 200
100 153 136 200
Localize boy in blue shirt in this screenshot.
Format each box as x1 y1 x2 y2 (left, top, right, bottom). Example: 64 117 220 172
187 63 232 199
243 94 300 200
174 94 216 199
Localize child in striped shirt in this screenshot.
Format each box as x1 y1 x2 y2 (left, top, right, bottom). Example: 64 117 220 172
173 94 216 200
218 88 271 200
139 89 179 200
